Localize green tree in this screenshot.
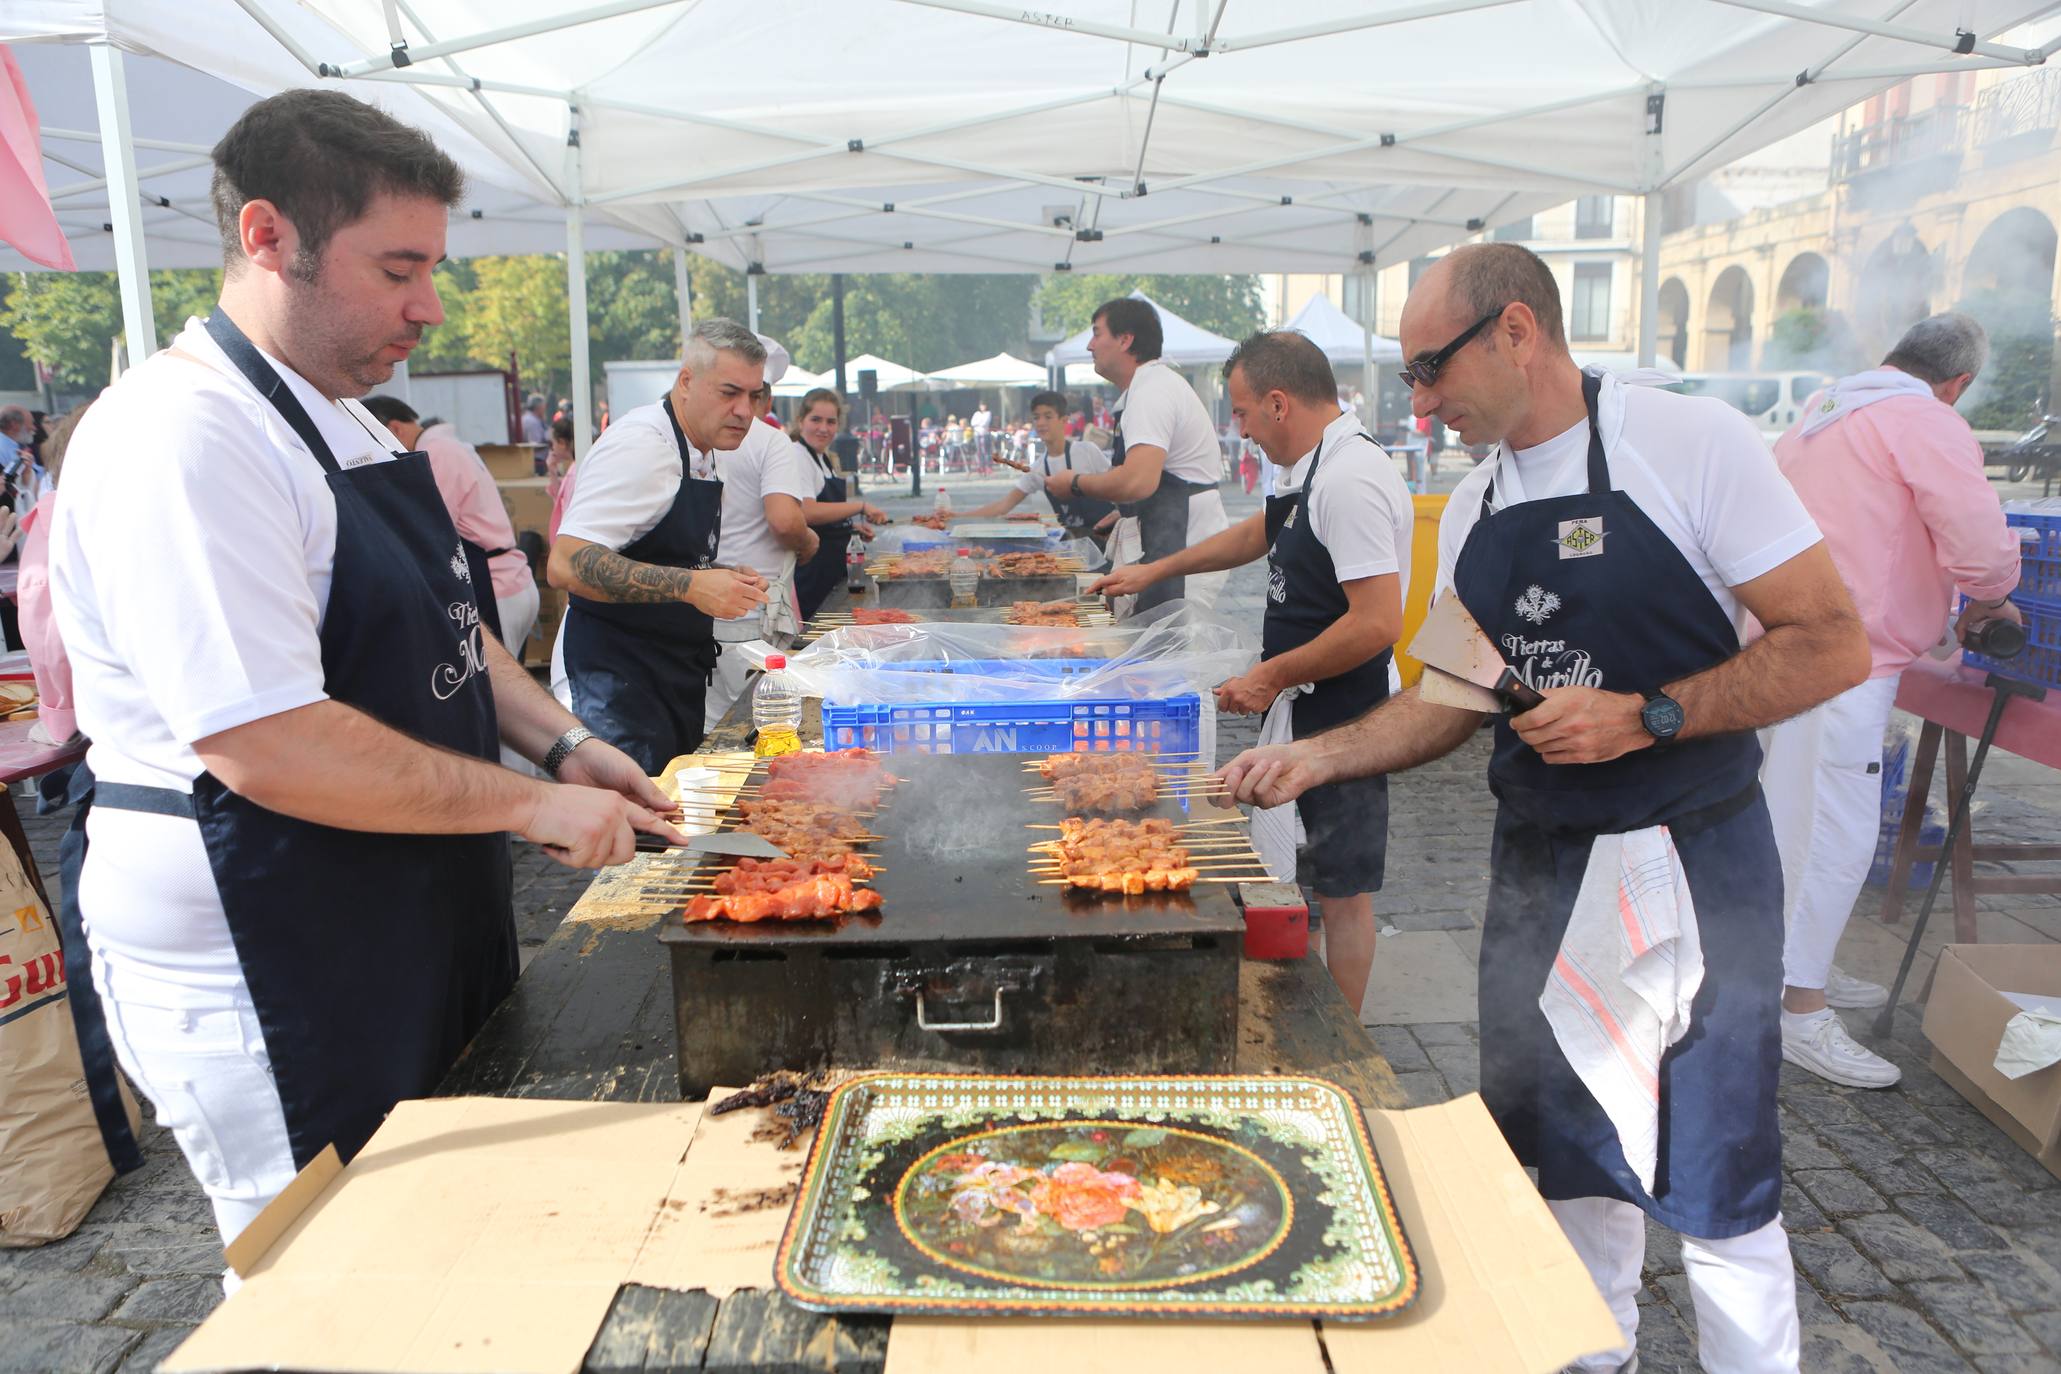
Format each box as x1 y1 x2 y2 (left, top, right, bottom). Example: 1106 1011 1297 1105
1762 307 1865 375
453 255 572 400
0 267 221 386
1954 286 2057 431
1032 274 1265 341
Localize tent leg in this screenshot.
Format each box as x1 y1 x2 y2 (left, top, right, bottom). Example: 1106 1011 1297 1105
566 205 592 458
90 43 157 362
832 274 848 395
747 274 760 333
1638 190 1662 368
673 246 694 348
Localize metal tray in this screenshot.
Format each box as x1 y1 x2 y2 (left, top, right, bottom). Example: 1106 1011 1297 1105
776 1072 1418 1321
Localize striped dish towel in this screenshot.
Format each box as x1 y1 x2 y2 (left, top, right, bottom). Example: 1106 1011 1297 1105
1539 827 1704 1195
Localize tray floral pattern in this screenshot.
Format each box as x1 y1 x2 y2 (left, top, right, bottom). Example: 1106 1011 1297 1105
775 1073 1418 1320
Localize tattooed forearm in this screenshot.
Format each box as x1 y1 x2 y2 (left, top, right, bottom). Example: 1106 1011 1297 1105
567 542 697 604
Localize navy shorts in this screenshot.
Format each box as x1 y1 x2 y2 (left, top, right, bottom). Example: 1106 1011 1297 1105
1294 772 1389 897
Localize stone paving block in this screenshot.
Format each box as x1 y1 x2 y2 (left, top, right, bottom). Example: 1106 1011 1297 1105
1913 1149 2061 1227
1852 1154 1938 1197
2019 1310 2061 1353
1789 1232 1898 1298
0 1225 109 1279
1407 1020 1476 1047
1782 1178 1831 1233
0 1321 138 1374
1801 1322 1900 1374
1633 1300 1699 1372
1781 1116 1843 1170
1959 1249 2061 1314
111 1275 223 1325
1899 1194 2012 1253
1972 1356 2061 1374
1645 1216 1684 1274
1839 1213 1966 1283
1383 905 1479 931
0 1274 137 1323
96 1224 224 1280
116 1327 195 1374
1905 1282 2042 1357
1819 1117 1911 1172
1796 1167 1890 1218
1366 1024 1429 1073
1848 1087 1954 1147
1389 1070 1452 1108
1783 1079 1870 1130
1843 1301 1977 1373
1422 1042 1480 1097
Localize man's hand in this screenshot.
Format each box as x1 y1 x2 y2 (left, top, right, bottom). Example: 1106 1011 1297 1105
1043 471 1080 503
520 784 684 868
1510 687 1650 765
1216 742 1330 808
1213 669 1282 716
556 737 679 815
855 522 878 541
687 567 768 620
861 503 889 524
1085 562 1158 598
1956 595 2024 644
799 528 821 561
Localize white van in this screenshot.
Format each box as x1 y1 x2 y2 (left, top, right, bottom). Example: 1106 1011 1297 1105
1673 372 1832 435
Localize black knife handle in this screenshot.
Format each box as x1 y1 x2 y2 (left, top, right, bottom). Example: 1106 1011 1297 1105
1498 671 1545 714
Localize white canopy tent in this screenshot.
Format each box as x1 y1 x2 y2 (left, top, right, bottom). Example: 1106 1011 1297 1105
771 365 828 399
1284 293 1403 367
6 0 2059 452
1045 292 1238 369
838 353 932 393
925 352 1048 388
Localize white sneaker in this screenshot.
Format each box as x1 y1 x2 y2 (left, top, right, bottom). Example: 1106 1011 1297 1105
1782 1011 1902 1088
1824 965 1889 1010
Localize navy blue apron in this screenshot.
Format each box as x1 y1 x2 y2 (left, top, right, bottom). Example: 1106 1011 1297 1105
561 397 724 775
1450 372 1781 1239
1111 390 1215 614
93 310 516 1168
793 441 852 622
1042 441 1117 541
1263 430 1392 895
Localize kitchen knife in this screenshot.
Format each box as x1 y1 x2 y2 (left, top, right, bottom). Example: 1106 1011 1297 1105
636 829 789 859
1416 663 1506 714
1407 594 1545 713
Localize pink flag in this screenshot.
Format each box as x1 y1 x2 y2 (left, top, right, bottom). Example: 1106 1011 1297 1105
0 46 75 271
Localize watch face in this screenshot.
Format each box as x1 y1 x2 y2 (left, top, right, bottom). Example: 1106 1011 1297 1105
1643 696 1685 740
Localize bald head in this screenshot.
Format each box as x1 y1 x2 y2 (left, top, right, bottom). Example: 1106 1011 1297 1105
1416 244 1566 350
1399 242 1584 451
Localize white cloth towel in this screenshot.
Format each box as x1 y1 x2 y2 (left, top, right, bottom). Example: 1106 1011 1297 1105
1540 826 1704 1195
1797 367 1932 436
1249 686 1312 882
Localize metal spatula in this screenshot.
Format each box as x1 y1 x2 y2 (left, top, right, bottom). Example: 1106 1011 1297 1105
1407 594 1544 713
636 830 789 859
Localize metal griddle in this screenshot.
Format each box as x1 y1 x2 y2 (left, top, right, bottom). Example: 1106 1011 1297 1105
868 572 1081 609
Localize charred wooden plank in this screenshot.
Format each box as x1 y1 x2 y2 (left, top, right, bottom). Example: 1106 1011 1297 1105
1237 952 1406 1112
582 1285 719 1372
703 1288 888 1374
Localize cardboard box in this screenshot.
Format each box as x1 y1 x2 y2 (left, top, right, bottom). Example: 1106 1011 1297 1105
479 442 538 482
160 1091 1618 1374
1924 943 2061 1179
498 477 553 540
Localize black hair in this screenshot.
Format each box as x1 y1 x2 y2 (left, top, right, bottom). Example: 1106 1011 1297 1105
1091 297 1163 362
1029 389 1069 414
359 393 419 428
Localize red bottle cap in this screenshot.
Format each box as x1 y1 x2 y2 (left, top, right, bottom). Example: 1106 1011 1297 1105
765 654 787 670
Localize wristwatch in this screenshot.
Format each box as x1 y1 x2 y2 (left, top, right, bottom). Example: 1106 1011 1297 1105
543 725 595 777
1639 691 1684 747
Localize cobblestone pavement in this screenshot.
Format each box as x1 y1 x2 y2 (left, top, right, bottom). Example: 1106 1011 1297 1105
7 464 2059 1370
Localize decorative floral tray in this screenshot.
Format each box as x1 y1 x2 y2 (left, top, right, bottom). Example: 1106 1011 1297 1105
774 1072 1418 1321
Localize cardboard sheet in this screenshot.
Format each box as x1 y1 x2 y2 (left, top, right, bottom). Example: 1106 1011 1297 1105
625 1088 809 1295
162 1098 705 1374
887 1319 1328 1373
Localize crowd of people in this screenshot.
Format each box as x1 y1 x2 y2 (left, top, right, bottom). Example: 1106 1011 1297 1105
9 83 2038 1374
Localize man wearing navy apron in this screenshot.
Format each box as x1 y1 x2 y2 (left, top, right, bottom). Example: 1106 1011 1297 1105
793 386 888 621
1219 245 1870 1372
1091 332 1409 1009
1049 298 1230 617
50 91 684 1254
549 319 773 773
965 390 1118 549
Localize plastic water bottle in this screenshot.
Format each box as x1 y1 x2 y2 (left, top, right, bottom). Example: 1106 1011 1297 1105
752 653 803 758
949 546 979 608
846 543 867 594
934 486 952 518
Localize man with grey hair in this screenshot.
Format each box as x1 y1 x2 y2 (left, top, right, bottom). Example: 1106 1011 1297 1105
550 317 774 771
1763 311 2023 1089
1091 330 1411 1009
1220 242 1873 1371
521 392 549 450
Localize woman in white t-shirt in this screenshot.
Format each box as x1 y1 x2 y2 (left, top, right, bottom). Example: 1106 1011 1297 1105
963 389 1119 546
793 388 887 619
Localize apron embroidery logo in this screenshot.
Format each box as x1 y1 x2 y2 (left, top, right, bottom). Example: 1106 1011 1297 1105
1514 584 1560 625
1555 517 1605 560
449 545 472 583
1267 564 1288 604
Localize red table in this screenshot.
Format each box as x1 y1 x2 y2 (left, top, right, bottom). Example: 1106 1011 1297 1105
0 718 85 906
1881 654 2061 940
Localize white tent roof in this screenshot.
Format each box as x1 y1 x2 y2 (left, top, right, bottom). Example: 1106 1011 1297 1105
1045 292 1237 368
925 352 1047 388
1283 293 1402 366
839 353 930 392
7 1 2056 277
772 365 827 398
1061 362 1105 389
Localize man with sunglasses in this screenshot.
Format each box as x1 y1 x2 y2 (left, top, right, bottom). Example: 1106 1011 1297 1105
1219 243 1869 1373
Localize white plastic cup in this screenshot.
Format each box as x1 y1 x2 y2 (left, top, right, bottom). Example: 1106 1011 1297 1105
673 766 722 835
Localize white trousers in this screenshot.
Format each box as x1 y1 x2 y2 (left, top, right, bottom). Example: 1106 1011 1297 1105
1550 1197 1800 1372
495 579 543 774
1759 675 1901 990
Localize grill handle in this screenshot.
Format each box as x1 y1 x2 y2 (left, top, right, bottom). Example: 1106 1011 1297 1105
914 988 1008 1033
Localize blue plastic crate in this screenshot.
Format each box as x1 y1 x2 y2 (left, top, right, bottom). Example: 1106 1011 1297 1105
821 657 1201 756
1962 594 2061 687
899 530 1066 554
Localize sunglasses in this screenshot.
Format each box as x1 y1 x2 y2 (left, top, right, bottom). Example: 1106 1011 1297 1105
1397 305 1508 389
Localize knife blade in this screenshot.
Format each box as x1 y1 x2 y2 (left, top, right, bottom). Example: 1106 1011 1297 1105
636 829 789 859
1407 594 1544 713
1416 663 1506 714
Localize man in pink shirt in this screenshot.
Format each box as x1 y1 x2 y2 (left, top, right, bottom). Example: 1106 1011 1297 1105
1763 312 2022 1088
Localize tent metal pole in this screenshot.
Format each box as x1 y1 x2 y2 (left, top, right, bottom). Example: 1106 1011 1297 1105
1214 0 1521 52
833 275 849 398
392 0 570 201
1699 0 2036 63
1359 270 1378 451
89 44 157 362
747 274 759 333
333 0 687 77
673 247 694 348
47 155 213 202
1638 190 1662 368
566 123 593 461
888 0 1205 51
226 0 330 75
39 128 213 155
1667 57 2022 87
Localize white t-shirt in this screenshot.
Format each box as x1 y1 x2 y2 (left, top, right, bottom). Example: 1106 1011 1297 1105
53 317 407 792
715 418 813 637
1278 410 1414 605
1013 439 1111 495
1114 360 1223 484
796 439 842 498
1435 370 1821 640
556 399 716 552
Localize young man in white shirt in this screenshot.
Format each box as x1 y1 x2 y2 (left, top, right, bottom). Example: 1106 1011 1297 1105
963 389 1118 546
1048 298 1230 616
51 90 681 1252
1091 332 1410 1007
